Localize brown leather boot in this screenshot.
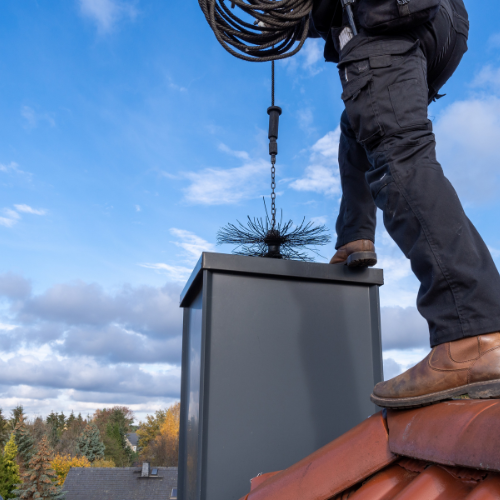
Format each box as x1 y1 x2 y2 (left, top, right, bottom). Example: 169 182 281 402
330 239 377 268
371 333 500 409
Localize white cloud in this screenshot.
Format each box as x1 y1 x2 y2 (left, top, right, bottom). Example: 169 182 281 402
301 39 323 70
135 204 141 212
0 208 20 228
170 228 215 262
471 65 500 89
21 106 55 129
218 143 250 161
14 204 46 215
297 107 315 133
139 263 192 283
0 162 30 177
78 0 137 33
310 215 328 225
289 128 341 196
183 158 269 205
382 358 403 381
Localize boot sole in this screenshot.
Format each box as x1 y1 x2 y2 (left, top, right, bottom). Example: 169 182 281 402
371 379 500 410
347 251 377 268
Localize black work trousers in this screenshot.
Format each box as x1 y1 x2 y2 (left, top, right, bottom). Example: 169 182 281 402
335 0 500 347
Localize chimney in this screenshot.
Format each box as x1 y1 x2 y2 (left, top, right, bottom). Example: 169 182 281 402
141 462 150 478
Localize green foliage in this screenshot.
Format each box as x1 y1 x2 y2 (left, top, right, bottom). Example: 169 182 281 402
14 416 34 469
76 423 105 463
93 408 134 467
15 436 64 500
136 409 167 451
10 408 24 432
0 409 9 449
0 434 20 499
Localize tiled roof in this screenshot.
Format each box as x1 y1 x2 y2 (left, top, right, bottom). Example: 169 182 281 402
239 400 500 500
63 466 178 500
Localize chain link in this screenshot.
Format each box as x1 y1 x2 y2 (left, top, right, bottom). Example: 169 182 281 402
271 59 276 229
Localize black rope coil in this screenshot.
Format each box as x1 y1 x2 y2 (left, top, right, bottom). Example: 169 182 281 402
198 0 314 62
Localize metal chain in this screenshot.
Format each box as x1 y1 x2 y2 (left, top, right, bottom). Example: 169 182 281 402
270 60 276 229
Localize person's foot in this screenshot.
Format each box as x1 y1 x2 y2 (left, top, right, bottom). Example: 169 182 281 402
371 333 500 409
330 239 377 268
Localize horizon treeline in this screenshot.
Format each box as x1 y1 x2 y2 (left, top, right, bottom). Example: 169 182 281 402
0 403 180 497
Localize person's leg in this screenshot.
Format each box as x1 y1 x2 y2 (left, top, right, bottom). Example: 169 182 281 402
338 33 500 406
331 110 378 267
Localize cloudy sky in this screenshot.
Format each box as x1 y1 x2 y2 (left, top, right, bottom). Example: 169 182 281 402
0 0 499 422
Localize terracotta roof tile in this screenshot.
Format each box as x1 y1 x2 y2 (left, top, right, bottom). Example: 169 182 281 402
244 412 396 500
387 400 500 472
239 400 500 500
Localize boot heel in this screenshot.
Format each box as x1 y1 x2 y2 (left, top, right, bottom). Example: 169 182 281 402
347 251 377 268
468 381 500 399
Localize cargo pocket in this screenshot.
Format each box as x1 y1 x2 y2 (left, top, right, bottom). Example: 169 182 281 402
340 72 384 145
388 78 428 128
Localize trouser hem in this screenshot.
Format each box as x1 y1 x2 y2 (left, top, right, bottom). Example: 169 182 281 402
430 319 500 347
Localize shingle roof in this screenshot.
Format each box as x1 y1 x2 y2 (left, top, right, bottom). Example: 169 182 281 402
63 466 178 500
238 400 500 500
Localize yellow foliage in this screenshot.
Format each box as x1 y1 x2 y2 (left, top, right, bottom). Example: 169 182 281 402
139 402 180 466
50 454 90 485
91 458 116 468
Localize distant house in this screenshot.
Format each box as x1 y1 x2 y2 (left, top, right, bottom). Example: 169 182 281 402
126 432 139 452
64 463 177 500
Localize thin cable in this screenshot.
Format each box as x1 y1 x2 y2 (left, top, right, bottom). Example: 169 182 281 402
198 0 314 62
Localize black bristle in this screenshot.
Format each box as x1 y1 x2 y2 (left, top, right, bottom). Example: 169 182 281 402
217 201 331 262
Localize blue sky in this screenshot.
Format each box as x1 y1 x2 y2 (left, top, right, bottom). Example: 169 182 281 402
0 0 499 422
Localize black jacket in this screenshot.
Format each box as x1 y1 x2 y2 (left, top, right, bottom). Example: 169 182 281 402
310 0 344 62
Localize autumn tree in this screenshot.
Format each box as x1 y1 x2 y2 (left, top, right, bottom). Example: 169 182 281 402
139 403 180 467
76 423 105 463
136 409 167 451
0 434 20 499
15 436 64 500
50 454 90 486
14 416 34 470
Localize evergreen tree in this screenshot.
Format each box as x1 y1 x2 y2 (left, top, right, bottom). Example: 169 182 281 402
15 436 64 500
0 434 20 499
10 407 24 433
66 412 75 428
14 416 34 469
76 423 105 463
0 409 9 448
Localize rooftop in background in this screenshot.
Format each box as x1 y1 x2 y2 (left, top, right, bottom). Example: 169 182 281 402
240 400 500 500
127 432 139 447
64 466 177 500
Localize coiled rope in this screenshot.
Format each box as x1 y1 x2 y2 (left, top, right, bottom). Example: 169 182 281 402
198 0 314 62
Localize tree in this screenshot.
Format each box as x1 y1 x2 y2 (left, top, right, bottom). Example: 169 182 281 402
136 409 167 451
92 407 134 467
10 408 24 432
50 454 90 486
15 436 64 500
0 410 9 449
0 434 20 499
76 423 105 463
139 403 180 467
14 416 34 469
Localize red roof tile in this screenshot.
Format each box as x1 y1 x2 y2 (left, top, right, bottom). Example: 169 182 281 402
239 400 500 500
387 400 500 472
245 412 396 500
